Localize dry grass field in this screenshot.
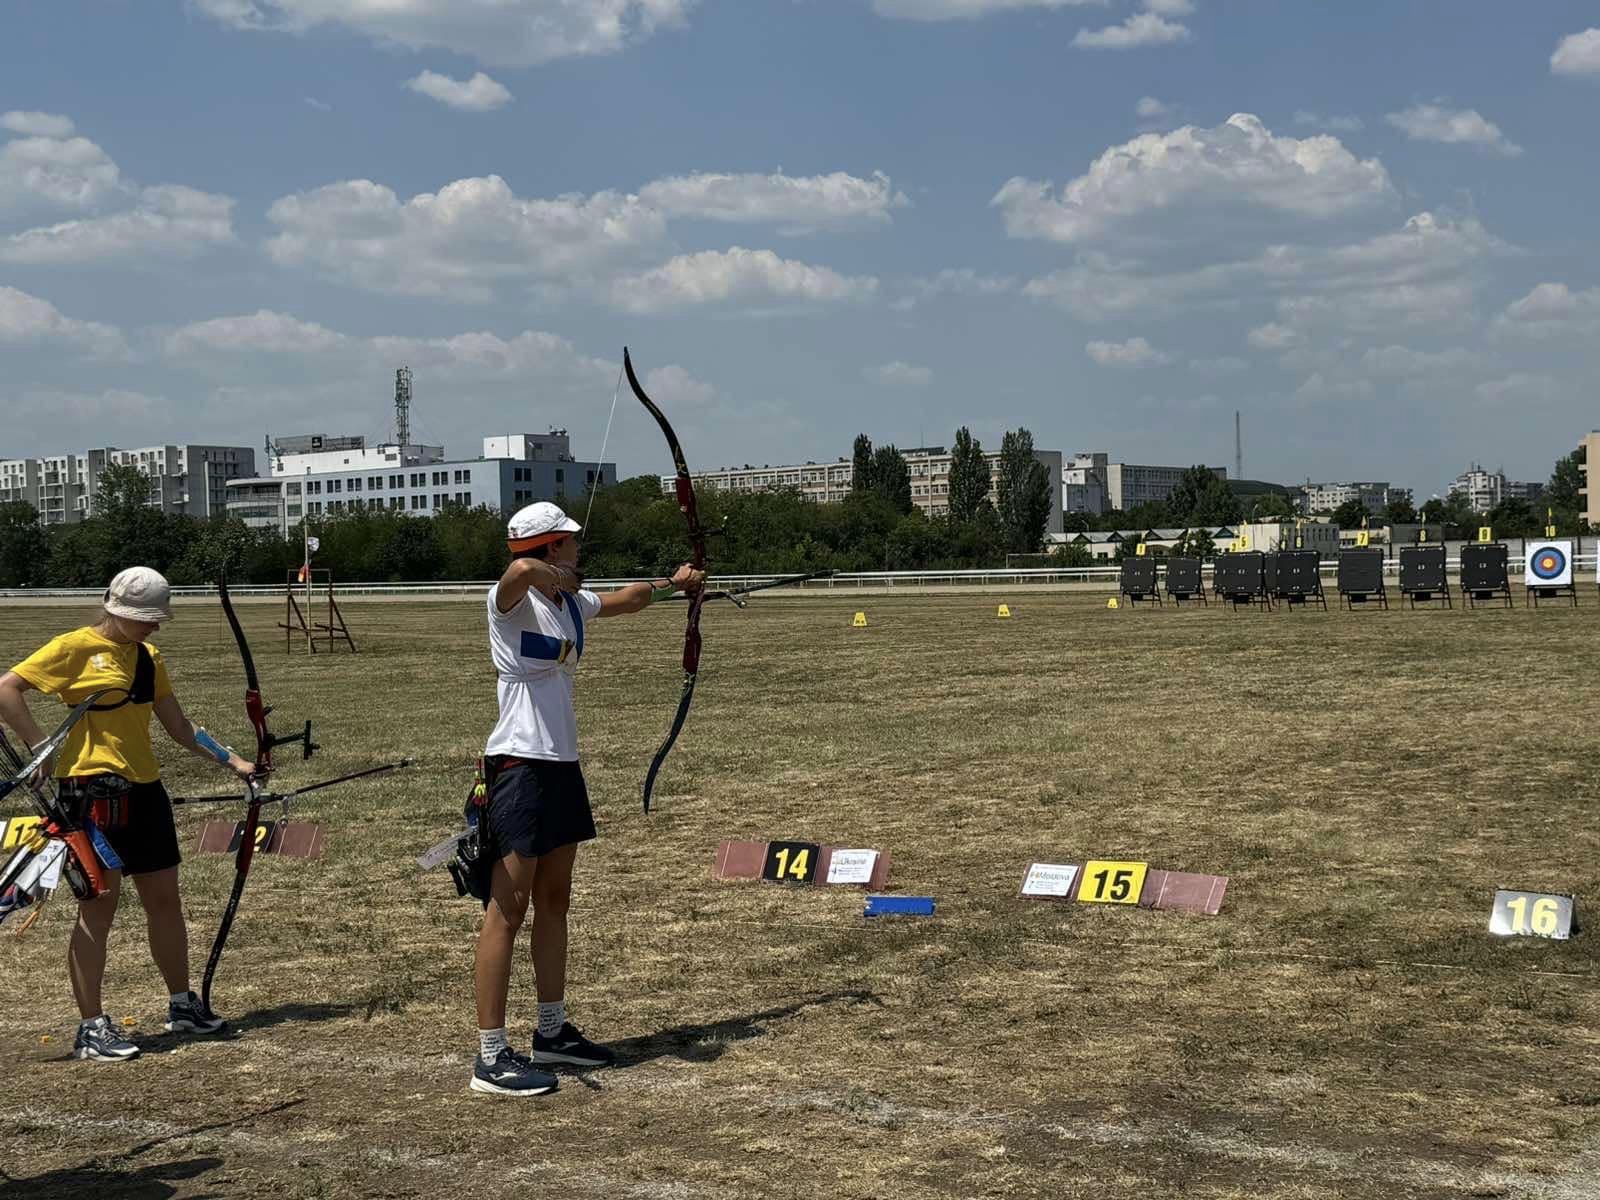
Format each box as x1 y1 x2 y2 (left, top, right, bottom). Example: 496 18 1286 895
2 589 1599 1200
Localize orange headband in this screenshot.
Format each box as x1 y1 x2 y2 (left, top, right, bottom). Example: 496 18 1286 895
508 531 569 554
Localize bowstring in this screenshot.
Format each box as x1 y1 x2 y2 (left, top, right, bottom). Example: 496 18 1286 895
583 362 625 536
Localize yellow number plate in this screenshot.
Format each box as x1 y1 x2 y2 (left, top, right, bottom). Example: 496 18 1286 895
2 816 45 849
1077 860 1149 905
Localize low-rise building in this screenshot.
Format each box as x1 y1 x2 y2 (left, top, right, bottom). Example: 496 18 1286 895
227 432 612 533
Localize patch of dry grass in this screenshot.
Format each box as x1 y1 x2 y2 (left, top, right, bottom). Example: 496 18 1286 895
1 592 1598 1199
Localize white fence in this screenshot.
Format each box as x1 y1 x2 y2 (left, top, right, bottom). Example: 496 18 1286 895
2 554 1596 602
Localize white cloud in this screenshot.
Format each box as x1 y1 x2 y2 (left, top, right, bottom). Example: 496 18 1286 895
1 111 76 138
638 170 907 232
993 114 1392 245
641 363 716 408
1190 355 1248 373
1135 96 1171 119
1246 322 1299 351
864 360 933 386
1024 212 1506 336
1551 28 1600 76
611 247 878 313
1293 111 1363 133
1085 336 1168 367
1385 104 1521 156
1072 12 1190 49
265 175 667 301
404 70 513 112
0 285 124 355
893 268 1016 311
0 131 124 215
871 0 1106 19
304 97 332 112
1359 345 1483 376
7 387 164 428
1292 372 1373 403
193 0 698 67
1475 373 1560 406
0 185 236 264
165 309 348 357
1142 0 1192 13
1492 282 1600 341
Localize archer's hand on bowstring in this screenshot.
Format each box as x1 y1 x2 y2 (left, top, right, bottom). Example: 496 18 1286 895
670 563 706 595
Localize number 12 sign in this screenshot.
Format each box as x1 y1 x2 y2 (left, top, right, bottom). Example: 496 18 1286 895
1077 860 1148 906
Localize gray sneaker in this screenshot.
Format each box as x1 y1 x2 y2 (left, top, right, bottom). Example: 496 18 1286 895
165 991 226 1034
74 1017 140 1062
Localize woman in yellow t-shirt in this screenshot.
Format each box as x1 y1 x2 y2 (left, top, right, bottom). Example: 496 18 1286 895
0 567 256 1062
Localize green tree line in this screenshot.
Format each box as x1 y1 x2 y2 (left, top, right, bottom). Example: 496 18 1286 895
0 429 1060 587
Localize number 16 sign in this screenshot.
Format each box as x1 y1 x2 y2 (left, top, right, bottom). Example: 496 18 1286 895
1490 890 1573 940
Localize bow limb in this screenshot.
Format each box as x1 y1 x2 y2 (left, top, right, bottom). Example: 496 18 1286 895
202 570 315 1016
624 348 708 813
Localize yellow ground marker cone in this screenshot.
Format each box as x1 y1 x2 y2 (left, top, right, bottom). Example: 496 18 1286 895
997 604 1011 618
852 611 868 628
122 1017 137 1028
1107 597 1120 610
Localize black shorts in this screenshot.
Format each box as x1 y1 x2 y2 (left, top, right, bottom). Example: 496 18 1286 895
485 757 595 860
65 778 181 877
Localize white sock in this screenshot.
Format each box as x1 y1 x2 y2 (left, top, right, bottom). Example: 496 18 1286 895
479 1028 509 1060
537 1001 566 1039
169 991 190 1006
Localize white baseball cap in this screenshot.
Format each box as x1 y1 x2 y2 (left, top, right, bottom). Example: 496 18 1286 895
507 502 581 553
104 566 173 622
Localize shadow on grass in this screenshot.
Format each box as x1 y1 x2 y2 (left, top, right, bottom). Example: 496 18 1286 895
565 988 883 1090
0 1156 224 1200
117 1001 361 1056
0 1098 305 1199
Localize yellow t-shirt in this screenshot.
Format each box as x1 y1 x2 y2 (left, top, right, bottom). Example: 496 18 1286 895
11 626 174 783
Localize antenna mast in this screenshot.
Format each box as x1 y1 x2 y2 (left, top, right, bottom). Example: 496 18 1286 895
394 366 412 449
1234 409 1243 481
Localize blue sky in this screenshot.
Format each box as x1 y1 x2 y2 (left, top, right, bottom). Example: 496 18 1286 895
4 1 1599 499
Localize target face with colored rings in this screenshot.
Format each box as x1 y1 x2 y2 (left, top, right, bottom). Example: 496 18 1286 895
1526 541 1572 586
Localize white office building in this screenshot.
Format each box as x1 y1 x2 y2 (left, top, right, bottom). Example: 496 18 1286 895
1300 481 1412 515
1449 465 1543 513
225 432 613 533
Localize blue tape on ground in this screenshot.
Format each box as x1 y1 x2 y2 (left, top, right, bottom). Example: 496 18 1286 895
864 894 935 917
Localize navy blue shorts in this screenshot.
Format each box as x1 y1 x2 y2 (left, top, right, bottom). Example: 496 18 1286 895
484 757 595 860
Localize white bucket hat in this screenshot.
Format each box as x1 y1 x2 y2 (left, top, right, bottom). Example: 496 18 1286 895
104 566 173 622
507 502 581 553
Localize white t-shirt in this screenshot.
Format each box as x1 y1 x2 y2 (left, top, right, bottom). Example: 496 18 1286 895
485 583 603 762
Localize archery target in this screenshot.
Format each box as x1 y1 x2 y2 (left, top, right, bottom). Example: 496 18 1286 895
1525 540 1573 588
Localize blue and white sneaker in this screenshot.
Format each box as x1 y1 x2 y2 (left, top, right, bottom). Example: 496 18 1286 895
532 1021 615 1068
470 1047 559 1096
164 992 226 1034
74 1017 140 1062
